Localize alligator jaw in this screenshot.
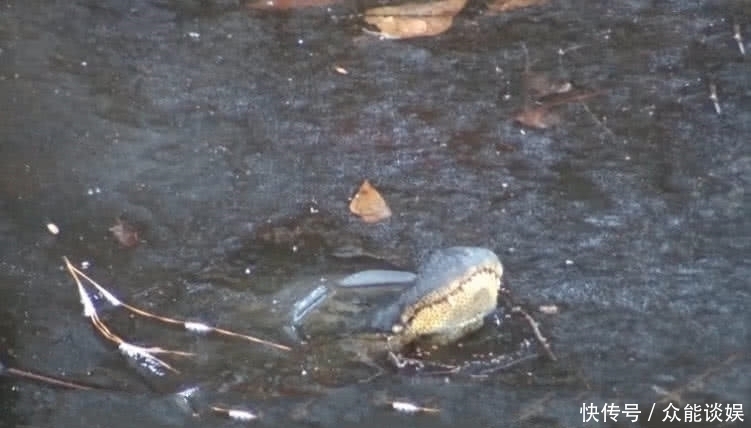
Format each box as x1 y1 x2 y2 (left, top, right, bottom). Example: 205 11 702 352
372 247 504 347
396 260 503 344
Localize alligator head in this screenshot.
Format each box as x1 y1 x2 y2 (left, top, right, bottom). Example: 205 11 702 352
369 246 505 348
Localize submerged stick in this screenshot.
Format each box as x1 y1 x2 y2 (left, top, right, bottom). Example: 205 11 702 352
210 406 259 421
64 257 188 375
511 306 557 361
390 400 440 414
291 285 329 325
337 270 417 288
1 364 97 391
64 259 291 352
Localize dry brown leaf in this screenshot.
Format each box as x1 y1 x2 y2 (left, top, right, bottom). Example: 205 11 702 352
367 0 468 18
487 0 547 13
515 90 603 129
363 0 468 39
349 180 392 223
246 0 342 11
364 15 454 39
109 218 140 248
514 106 560 129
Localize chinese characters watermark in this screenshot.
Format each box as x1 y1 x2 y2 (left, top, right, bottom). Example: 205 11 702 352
581 403 744 423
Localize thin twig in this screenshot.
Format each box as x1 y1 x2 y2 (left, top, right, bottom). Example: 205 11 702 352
391 400 440 414
708 83 721 115
3 367 97 391
65 260 291 352
511 306 557 361
470 352 540 378
582 104 616 139
63 257 187 375
210 406 259 421
655 353 740 405
733 23 745 56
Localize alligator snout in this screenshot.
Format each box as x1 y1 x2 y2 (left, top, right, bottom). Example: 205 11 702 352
370 247 504 347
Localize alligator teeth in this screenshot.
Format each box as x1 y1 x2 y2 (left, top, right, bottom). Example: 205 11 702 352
397 264 502 341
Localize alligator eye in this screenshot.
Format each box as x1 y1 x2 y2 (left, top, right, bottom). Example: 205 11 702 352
391 324 404 334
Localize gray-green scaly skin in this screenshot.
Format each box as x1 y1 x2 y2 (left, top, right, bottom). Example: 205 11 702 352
368 246 504 348
302 247 506 366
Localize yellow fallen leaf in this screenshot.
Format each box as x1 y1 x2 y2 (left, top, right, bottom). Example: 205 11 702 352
349 180 392 223
366 0 468 17
364 15 454 39
363 0 468 39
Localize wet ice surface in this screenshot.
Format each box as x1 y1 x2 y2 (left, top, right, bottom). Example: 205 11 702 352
1 0 750 427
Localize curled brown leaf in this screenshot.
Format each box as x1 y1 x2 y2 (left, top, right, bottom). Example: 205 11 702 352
349 180 392 223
